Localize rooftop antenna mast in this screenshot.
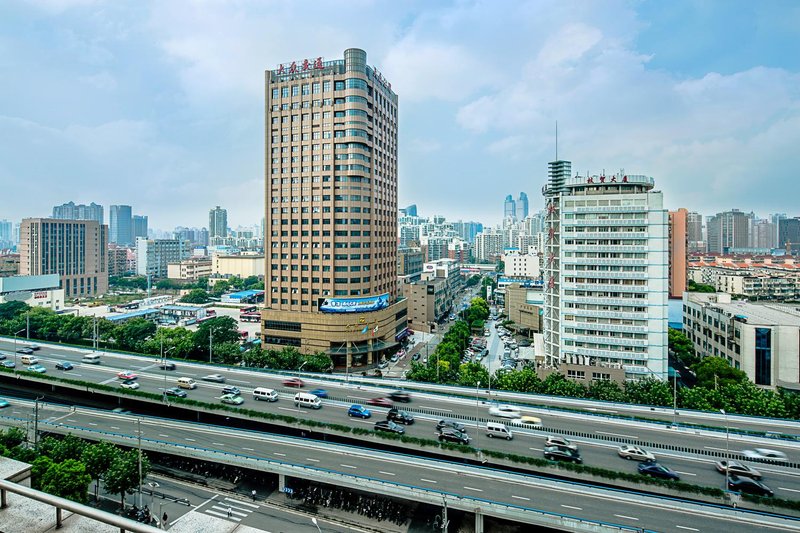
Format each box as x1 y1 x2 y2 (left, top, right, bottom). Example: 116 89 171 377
555 120 558 161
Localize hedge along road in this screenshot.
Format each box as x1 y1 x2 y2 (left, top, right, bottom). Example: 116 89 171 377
3 399 800 533
3 338 800 474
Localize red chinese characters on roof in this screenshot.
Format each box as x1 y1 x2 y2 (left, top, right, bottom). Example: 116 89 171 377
276 57 324 74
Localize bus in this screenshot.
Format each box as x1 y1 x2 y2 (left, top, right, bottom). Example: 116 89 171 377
119 302 140 310
240 313 260 323
240 306 257 314
205 309 217 317
197 315 215 325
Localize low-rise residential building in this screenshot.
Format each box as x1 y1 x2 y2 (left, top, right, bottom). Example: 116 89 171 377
688 256 800 300
167 258 213 281
0 274 64 310
107 246 133 277
682 292 800 390
402 259 462 333
503 247 541 279
397 247 424 281
0 254 20 277
212 253 265 278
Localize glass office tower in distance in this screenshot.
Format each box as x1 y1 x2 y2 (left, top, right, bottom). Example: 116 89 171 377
262 48 408 370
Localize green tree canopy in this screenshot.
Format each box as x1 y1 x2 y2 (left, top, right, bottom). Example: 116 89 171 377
82 441 120 502
692 356 748 389
104 449 151 510
40 459 91 504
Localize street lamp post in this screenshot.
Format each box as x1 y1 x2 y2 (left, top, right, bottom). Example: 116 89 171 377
162 342 175 403
475 381 481 430
672 370 680 427
147 481 159 510
209 327 214 363
721 409 729 493
13 329 25 374
137 418 143 508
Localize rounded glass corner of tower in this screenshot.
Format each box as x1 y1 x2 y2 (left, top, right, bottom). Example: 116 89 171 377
344 48 367 73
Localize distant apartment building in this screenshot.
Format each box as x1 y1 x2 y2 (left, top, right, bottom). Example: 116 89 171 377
107 246 131 277
542 162 669 380
133 215 148 240
397 247 424 280
503 247 541 279
752 220 777 250
0 254 19 277
706 209 750 254
174 226 210 247
516 192 529 220
0 274 64 310
668 209 688 299
109 205 133 246
504 195 516 220
686 211 705 253
0 219 14 250
167 258 213 281
683 292 800 389
52 202 104 225
474 228 505 261
402 259 462 333
19 218 108 298
778 217 800 254
136 238 191 278
209 206 228 239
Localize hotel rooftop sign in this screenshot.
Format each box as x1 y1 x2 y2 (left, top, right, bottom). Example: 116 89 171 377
276 57 324 74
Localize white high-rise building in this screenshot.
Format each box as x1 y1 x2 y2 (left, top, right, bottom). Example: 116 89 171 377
543 162 668 380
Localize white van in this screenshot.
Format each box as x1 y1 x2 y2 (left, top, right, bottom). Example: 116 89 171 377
20 355 38 365
486 421 513 440
177 377 197 389
253 387 278 402
294 392 321 409
81 354 101 364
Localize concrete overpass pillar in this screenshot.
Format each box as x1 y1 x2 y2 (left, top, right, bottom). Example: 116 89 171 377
475 510 484 533
278 474 286 492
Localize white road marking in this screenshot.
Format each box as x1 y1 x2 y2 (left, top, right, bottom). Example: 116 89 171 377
512 495 530 501
422 406 451 412
778 487 800 493
704 446 729 452
596 431 638 440
340 464 357 469
194 494 218 512
212 442 225 446
529 447 543 452
227 379 250 384
274 452 286 457
379 471 395 476
226 498 259 509
676 526 699 532
159 434 169 438
614 515 639 521
463 486 483 492
242 447 254 451
306 458 320 462
88 422 97 426
110 426 119 430
207 509 241 521
561 504 582 510
420 478 438 484
185 438 196 442
675 471 696 476
347 396 370 401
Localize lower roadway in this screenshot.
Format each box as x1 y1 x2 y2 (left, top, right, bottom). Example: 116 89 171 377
2 400 799 533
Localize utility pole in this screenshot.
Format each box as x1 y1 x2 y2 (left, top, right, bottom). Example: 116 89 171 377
26 312 30 339
209 327 213 363
672 370 680 426
138 418 143 508
33 396 42 448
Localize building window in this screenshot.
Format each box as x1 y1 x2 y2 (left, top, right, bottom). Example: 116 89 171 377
754 327 772 386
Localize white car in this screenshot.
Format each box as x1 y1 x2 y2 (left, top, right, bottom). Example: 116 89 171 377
742 448 788 462
617 445 656 462
545 436 577 450
488 405 522 419
120 380 140 390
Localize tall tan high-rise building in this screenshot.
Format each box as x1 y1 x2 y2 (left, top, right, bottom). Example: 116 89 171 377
668 208 688 299
262 48 408 368
19 218 108 298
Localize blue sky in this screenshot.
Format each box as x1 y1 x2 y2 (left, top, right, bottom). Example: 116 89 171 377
1 0 799 230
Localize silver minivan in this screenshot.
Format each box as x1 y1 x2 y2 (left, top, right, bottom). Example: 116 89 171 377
486 421 513 440
253 387 278 402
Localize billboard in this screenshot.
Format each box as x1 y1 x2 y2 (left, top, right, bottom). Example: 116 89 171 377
319 293 390 313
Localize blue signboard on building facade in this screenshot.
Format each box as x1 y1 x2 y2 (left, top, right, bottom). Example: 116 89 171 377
319 293 389 313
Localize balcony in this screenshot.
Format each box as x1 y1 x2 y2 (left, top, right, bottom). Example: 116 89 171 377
560 245 648 253
568 309 648 320
561 258 649 267
562 231 647 240
571 346 647 360
563 320 648 334
563 271 648 280
563 296 645 307
562 218 647 227
562 282 648 293
567 334 648 347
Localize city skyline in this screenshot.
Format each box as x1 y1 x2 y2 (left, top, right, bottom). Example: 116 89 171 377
1 1 799 228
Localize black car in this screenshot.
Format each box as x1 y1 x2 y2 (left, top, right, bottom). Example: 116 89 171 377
16 348 33 355
438 428 470 445
222 386 241 396
412 353 420 361
543 445 583 464
728 475 774 497
436 419 467 433
637 461 679 481
159 362 176 370
387 408 415 425
374 420 405 435
0 354 6 361
55 362 73 371
164 387 187 398
388 391 411 403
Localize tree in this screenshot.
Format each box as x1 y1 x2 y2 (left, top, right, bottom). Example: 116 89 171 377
210 280 231 297
117 318 157 351
40 459 91 503
303 351 333 373
193 316 240 360
82 441 120 502
0 301 28 321
180 289 210 304
542 373 587 398
587 379 626 402
624 378 672 407
142 327 195 359
0 427 25 449
687 280 715 293
669 328 698 367
31 456 54 490
47 434 87 463
104 449 150 510
692 356 748 389
458 362 490 387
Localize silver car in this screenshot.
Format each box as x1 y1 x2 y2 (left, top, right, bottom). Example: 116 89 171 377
617 445 656 462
